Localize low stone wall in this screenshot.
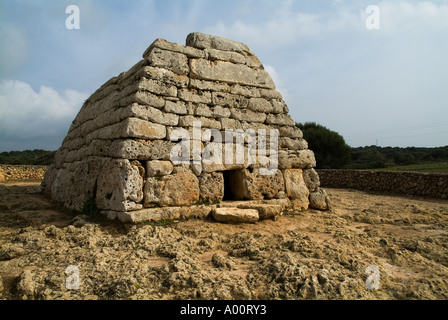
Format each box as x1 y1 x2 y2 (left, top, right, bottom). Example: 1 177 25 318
0 165 48 181
317 169 448 199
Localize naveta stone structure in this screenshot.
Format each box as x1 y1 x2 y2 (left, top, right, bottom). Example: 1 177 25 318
42 32 330 223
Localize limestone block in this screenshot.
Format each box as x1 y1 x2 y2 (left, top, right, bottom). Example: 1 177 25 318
212 208 259 224
271 99 287 114
179 115 221 130
108 139 175 160
220 118 242 130
143 38 205 59
259 89 283 100
190 59 275 89
212 92 249 109
97 118 166 140
121 104 179 126
211 106 231 118
186 32 254 55
109 205 214 223
266 113 295 126
230 84 261 98
227 168 285 200
230 108 267 123
279 137 308 150
309 188 330 210
234 203 282 220
146 160 174 177
279 150 316 169
283 169 310 210
198 172 224 203
194 104 213 117
96 159 144 212
164 100 187 115
144 166 200 207
205 48 246 64
142 66 189 88
245 55 263 69
129 91 165 109
189 79 231 93
138 78 177 97
278 125 303 139
146 47 189 75
178 88 212 104
247 97 273 113
50 158 106 211
303 168 320 192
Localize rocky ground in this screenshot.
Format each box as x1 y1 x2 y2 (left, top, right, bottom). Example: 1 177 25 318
0 181 447 300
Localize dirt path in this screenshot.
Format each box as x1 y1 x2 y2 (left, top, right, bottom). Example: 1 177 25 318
0 182 447 300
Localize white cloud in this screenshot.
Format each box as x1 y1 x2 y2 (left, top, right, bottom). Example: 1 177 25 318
0 80 87 149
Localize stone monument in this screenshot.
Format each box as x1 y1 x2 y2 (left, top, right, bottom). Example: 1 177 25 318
41 32 330 223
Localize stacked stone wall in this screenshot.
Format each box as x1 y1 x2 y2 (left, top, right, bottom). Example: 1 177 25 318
317 169 448 199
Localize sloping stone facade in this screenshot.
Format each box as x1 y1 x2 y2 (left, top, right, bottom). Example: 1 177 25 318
41 32 329 222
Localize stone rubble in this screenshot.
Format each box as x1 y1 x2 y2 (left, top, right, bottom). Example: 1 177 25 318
41 32 330 223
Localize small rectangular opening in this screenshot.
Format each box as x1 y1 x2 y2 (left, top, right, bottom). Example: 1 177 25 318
222 170 245 200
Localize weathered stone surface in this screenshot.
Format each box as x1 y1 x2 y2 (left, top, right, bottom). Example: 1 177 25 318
309 188 330 210
248 98 273 113
279 137 308 150
164 100 187 114
146 160 173 177
109 205 214 223
205 48 246 64
190 59 275 89
96 159 144 212
178 88 212 104
212 92 249 108
230 108 266 123
95 118 166 140
41 32 326 222
212 207 259 224
234 203 282 220
186 32 254 55
227 168 285 200
279 150 316 169
266 113 295 126
198 172 224 203
179 115 221 130
144 166 199 207
139 78 177 97
283 169 310 210
189 79 231 93
130 91 166 108
146 47 189 75
107 139 174 160
303 168 320 192
121 104 179 126
230 84 261 98
144 38 205 59
142 66 189 88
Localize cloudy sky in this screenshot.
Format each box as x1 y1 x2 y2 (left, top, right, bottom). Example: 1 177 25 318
0 0 447 151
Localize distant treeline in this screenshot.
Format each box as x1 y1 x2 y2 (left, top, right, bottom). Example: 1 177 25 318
297 122 448 169
0 149 55 165
347 145 448 169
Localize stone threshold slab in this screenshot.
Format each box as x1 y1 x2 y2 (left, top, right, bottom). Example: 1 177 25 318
105 198 292 223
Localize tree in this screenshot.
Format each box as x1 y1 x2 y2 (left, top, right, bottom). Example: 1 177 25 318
296 122 351 169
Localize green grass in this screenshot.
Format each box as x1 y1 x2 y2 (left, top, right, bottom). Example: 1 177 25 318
373 162 448 174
